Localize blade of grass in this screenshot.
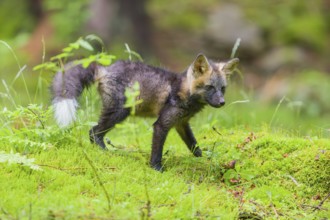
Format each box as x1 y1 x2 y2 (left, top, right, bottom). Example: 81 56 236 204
2 80 17 108
34 36 46 102
270 96 286 127
226 99 250 108
10 65 26 87
230 38 241 59
0 40 21 70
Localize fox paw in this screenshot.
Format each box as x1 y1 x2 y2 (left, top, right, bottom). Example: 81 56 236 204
151 163 164 172
193 147 202 157
89 129 106 150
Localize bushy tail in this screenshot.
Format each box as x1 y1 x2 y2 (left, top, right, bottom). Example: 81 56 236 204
51 63 97 127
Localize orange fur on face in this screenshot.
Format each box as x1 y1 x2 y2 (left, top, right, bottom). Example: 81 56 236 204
187 63 213 94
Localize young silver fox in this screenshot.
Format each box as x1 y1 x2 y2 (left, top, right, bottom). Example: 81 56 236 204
52 54 239 171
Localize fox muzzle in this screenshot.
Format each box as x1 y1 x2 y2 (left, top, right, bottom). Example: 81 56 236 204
206 90 225 108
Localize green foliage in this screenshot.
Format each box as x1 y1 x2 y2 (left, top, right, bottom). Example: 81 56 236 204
0 104 64 153
1 104 52 129
123 44 144 116
239 0 328 51
282 13 327 50
148 0 215 31
0 0 35 38
33 35 116 73
44 0 89 42
0 151 41 171
124 82 143 116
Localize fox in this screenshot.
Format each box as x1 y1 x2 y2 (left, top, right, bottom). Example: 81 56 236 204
51 54 239 171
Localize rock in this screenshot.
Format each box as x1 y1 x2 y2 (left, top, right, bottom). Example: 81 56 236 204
255 46 308 74
203 3 264 58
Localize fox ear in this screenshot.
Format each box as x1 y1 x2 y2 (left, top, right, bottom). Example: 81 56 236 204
192 54 211 77
222 58 239 74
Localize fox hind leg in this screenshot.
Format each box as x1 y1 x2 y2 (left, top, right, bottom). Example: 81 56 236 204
89 108 130 149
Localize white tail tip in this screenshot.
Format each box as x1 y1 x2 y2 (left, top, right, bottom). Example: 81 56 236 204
53 98 78 127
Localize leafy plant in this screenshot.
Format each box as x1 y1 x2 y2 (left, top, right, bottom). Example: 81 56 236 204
0 151 41 171
1 104 52 129
124 82 143 116
33 35 116 73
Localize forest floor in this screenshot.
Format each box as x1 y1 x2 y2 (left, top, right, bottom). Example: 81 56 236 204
1 102 329 219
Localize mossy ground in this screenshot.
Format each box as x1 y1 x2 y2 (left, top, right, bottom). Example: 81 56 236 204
0 104 329 219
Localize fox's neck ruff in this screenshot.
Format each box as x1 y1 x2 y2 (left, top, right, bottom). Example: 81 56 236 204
186 66 195 94
176 72 191 102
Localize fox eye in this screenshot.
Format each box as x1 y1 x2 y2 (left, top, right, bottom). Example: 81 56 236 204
195 83 205 90
205 85 214 91
221 86 226 93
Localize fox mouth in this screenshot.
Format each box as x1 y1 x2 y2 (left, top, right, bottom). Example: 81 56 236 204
209 102 225 108
205 95 225 108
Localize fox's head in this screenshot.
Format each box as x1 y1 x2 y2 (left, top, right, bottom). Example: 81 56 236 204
187 54 239 108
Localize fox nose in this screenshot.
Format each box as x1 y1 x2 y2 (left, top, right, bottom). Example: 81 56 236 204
207 91 226 108
213 99 225 108
219 97 225 106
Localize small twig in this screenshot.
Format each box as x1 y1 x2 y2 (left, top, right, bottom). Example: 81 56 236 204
184 184 192 195
212 126 222 136
29 203 32 220
105 138 117 148
212 141 217 152
313 192 330 211
38 164 116 171
239 188 245 210
130 111 151 219
27 108 45 129
287 175 300 186
83 151 112 212
156 203 176 208
301 204 327 211
270 203 279 219
1 207 8 215
249 200 267 212
141 158 152 219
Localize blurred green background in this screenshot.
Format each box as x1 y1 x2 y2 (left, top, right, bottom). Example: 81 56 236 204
0 0 329 136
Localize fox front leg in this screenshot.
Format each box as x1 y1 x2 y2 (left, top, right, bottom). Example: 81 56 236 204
150 107 182 171
175 122 202 157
